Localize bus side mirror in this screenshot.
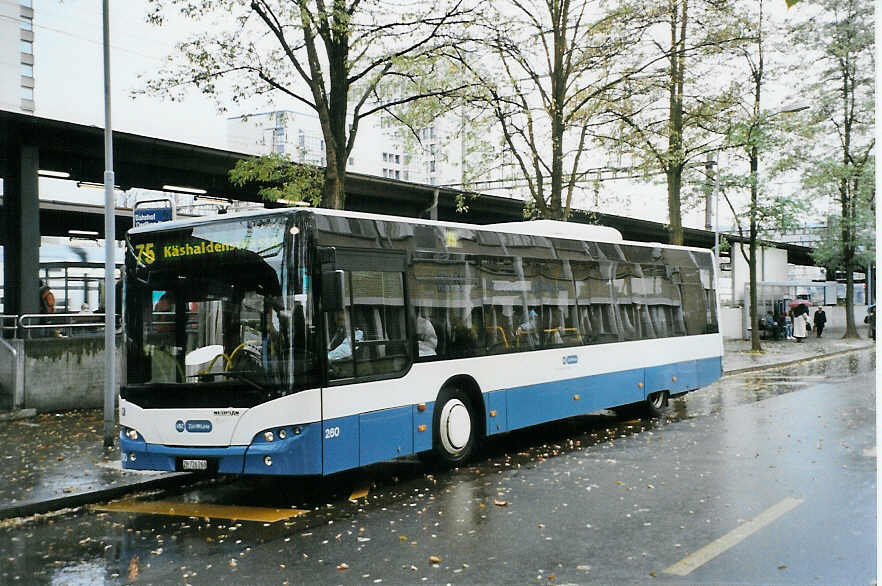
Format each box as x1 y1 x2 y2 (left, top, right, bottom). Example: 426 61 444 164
321 270 345 311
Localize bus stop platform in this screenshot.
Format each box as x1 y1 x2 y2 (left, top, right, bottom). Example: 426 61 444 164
0 331 874 521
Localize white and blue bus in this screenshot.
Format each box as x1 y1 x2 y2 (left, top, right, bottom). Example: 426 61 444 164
120 208 722 475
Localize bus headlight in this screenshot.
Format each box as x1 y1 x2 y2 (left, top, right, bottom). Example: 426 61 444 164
264 456 272 467
264 431 274 442
278 428 287 440
125 428 140 441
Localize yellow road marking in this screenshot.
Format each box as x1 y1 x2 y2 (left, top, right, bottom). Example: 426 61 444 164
94 500 308 523
349 485 370 502
664 497 804 576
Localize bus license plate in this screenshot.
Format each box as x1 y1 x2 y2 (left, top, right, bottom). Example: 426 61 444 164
182 459 208 471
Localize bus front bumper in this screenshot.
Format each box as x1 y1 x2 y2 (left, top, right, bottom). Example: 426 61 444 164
119 422 322 476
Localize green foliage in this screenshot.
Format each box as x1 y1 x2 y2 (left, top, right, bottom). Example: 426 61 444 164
808 156 876 269
787 0 873 331
229 153 323 206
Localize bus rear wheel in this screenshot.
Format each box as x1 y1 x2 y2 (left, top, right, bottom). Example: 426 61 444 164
431 387 478 466
644 390 669 417
614 390 669 419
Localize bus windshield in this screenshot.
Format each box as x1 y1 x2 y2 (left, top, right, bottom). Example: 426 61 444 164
125 215 316 402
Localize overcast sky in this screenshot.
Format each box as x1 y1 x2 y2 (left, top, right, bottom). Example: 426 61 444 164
34 0 236 148
27 0 834 227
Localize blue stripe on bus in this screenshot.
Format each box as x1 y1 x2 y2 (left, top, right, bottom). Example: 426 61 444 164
120 423 324 476
322 403 434 474
483 356 722 436
504 367 644 431
359 406 413 467
243 422 322 475
119 436 248 474
413 401 434 453
122 356 722 476
322 415 359 474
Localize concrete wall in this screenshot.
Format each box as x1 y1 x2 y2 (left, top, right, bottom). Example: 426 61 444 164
719 307 743 339
0 338 24 410
732 245 789 304
718 304 872 340
825 305 870 330
20 334 122 412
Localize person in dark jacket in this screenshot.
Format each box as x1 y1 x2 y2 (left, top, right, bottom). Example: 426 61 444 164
813 307 827 338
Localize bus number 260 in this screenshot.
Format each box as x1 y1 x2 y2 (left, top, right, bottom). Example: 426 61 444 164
324 427 341 439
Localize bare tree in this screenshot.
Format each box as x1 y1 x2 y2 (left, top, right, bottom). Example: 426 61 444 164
595 0 747 244
455 0 655 220
143 0 473 208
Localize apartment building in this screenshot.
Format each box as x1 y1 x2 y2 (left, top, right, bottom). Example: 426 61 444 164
0 0 35 113
227 109 462 187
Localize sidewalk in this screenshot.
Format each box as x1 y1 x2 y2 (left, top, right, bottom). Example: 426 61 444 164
0 332 874 520
722 327 874 374
0 410 187 520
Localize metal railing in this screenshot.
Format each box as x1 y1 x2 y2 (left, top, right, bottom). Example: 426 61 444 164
0 315 18 338
14 313 121 339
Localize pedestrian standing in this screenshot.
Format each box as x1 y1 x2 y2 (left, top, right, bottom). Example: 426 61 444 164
792 311 809 343
813 307 827 338
38 279 55 314
38 279 57 338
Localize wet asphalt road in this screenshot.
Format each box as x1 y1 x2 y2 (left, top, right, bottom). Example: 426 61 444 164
0 349 875 585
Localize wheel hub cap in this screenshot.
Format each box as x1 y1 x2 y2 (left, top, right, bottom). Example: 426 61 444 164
441 399 471 453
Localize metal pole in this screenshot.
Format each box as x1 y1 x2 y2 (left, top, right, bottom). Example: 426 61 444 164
704 153 714 230
102 0 117 448
711 157 720 262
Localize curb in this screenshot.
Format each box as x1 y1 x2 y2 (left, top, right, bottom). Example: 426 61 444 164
0 409 37 422
723 344 874 377
0 472 192 521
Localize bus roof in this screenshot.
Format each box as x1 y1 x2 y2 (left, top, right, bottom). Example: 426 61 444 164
128 206 713 256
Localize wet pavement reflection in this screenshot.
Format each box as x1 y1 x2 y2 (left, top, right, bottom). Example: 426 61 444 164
0 348 874 584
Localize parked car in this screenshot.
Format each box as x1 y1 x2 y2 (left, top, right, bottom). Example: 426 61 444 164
864 304 875 340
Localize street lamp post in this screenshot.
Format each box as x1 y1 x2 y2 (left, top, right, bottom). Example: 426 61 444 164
102 0 116 448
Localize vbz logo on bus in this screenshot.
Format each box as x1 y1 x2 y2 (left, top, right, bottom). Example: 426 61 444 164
176 420 213 433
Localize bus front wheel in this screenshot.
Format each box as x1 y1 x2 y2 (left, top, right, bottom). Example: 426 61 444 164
432 388 477 466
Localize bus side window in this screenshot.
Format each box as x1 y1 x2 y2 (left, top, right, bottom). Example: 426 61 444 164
349 270 408 377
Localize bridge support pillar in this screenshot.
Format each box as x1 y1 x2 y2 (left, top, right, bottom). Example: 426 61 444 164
2 143 41 315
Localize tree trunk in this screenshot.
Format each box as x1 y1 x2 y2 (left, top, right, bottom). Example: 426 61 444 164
322 152 346 210
667 166 684 245
839 41 859 338
316 5 350 210
666 0 686 246
749 234 761 351
749 145 761 351
548 0 566 221
842 219 859 337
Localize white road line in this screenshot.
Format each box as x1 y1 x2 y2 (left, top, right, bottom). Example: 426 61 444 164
664 497 804 576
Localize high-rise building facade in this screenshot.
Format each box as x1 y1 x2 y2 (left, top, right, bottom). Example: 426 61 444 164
1 0 35 113
227 109 460 187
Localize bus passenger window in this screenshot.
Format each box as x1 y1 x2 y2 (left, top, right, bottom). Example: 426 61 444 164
349 271 408 377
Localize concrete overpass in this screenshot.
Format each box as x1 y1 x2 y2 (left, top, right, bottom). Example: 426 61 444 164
1 109 816 315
